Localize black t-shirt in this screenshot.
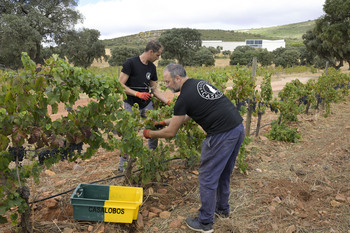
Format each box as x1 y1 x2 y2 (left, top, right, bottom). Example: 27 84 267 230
121 56 158 109
174 79 243 136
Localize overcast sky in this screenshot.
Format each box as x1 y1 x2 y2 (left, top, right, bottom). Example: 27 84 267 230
76 0 326 40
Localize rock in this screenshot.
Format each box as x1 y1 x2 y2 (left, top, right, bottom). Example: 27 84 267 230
142 209 149 217
295 170 306 176
152 227 159 232
55 180 65 186
150 207 162 214
45 198 58 209
136 213 144 230
319 210 327 215
335 194 346 202
159 211 171 219
148 212 157 218
272 196 282 204
303 221 311 227
257 181 264 187
88 225 94 232
271 224 278 231
286 225 296 233
95 224 105 233
41 191 53 197
268 205 275 212
330 200 341 207
169 218 182 228
62 228 74 233
44 169 56 176
261 155 272 162
147 187 154 195
157 188 167 194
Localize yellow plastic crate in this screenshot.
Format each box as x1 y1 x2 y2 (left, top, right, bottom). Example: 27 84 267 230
70 183 143 223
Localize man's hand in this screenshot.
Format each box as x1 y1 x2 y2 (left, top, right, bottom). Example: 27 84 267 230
135 92 151 100
143 129 151 139
154 121 166 129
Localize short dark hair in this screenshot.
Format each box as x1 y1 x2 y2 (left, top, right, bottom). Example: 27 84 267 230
164 63 187 79
145 40 162 52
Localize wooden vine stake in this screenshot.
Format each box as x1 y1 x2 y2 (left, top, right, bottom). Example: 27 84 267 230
245 57 257 136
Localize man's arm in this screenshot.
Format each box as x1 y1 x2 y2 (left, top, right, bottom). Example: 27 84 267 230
149 80 169 104
147 115 189 138
119 72 138 96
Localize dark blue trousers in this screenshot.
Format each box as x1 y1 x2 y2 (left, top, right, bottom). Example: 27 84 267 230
198 123 245 224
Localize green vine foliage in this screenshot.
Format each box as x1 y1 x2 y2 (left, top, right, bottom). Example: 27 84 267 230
277 79 306 123
2 54 349 228
267 122 301 143
315 68 350 116
236 136 252 174
225 65 256 114
0 53 141 225
268 68 350 141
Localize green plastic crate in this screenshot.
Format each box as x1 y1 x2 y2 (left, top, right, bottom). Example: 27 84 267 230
70 183 143 223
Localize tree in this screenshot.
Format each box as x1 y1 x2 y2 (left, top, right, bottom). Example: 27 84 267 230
0 15 41 69
304 0 350 69
159 28 201 66
192 47 215 66
60 29 107 68
208 46 219 55
298 45 314 66
274 49 301 68
230 46 258 66
108 46 143 66
302 29 336 68
0 0 82 67
256 48 273 67
222 50 231 56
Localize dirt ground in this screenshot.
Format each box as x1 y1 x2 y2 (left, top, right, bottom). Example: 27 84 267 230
1 68 350 233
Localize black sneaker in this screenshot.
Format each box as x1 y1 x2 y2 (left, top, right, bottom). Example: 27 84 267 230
185 217 213 233
214 210 229 218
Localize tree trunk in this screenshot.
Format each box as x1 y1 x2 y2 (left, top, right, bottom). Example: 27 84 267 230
124 158 137 184
245 99 252 136
18 186 32 233
34 42 41 64
305 102 311 114
255 112 263 137
245 57 257 136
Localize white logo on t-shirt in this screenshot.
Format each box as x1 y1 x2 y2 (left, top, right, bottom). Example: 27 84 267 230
197 81 223 100
146 72 151 80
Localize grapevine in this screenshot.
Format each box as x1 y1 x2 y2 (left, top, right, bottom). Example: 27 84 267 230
1 54 350 231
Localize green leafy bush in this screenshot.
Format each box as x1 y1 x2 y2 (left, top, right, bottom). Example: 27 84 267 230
267 122 301 143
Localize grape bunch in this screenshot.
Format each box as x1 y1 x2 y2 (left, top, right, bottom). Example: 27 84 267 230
38 142 84 164
8 146 26 162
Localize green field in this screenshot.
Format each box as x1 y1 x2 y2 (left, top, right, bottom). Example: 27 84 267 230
236 20 316 41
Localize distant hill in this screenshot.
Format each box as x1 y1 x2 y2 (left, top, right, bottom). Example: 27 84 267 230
102 20 316 48
236 20 316 41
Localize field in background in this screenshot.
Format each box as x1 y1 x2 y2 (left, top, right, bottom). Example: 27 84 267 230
102 20 316 49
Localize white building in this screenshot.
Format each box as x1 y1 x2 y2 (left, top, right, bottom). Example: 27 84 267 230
202 39 285 52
